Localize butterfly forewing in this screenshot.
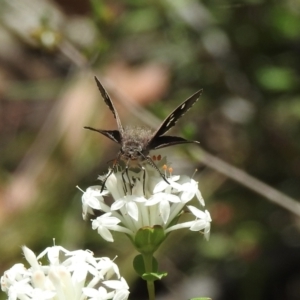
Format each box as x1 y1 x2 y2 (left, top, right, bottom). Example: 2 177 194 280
94 77 124 135
148 90 202 150
150 90 202 140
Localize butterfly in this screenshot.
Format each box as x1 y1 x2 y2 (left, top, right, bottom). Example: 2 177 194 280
85 76 202 191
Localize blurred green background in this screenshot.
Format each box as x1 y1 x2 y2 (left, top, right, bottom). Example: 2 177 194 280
1 0 300 299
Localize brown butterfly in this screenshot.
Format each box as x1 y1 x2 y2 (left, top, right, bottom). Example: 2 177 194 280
85 76 202 191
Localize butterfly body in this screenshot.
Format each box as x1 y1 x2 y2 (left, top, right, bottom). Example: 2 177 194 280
121 127 153 160
85 76 202 190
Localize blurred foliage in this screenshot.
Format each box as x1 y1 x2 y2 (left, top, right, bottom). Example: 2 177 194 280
0 0 300 299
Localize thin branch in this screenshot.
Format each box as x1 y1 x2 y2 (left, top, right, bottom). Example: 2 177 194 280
189 147 300 217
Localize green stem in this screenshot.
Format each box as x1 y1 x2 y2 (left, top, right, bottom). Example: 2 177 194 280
143 253 155 300
146 280 155 300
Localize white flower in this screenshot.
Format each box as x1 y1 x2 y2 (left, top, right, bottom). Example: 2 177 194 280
165 206 212 240
27 288 56 300
103 173 125 201
111 195 146 221
81 186 110 220
82 286 114 300
103 277 130 300
92 213 133 242
146 193 181 224
1 245 130 300
95 257 120 279
0 264 28 293
79 157 211 244
153 175 181 194
92 212 121 242
188 206 212 240
180 178 205 206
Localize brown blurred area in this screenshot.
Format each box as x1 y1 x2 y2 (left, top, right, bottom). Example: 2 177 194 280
1 1 300 300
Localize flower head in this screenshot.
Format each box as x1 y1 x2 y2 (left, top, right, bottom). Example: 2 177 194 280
1 245 129 300
80 157 212 252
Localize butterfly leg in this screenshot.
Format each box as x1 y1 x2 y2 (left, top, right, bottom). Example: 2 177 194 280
137 162 147 195
100 153 122 192
121 171 129 194
100 168 114 192
142 165 146 195
122 159 133 194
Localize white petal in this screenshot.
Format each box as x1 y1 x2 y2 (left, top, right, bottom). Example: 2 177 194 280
22 246 39 269
145 195 161 206
71 263 88 283
190 220 207 231
164 194 180 203
83 286 108 297
114 289 130 300
111 200 125 211
196 189 205 206
128 195 146 203
103 277 129 290
153 181 169 193
170 181 182 192
187 206 207 219
160 200 170 224
127 202 139 221
85 196 102 210
98 226 114 242
82 287 98 297
181 190 194 202
47 246 69 265
131 180 144 196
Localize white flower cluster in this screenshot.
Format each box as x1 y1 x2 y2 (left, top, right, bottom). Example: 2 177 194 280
1 245 129 300
81 163 211 242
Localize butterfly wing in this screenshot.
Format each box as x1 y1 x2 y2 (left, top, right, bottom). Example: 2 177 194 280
149 135 199 150
148 89 202 148
152 90 202 138
94 76 124 134
84 127 121 144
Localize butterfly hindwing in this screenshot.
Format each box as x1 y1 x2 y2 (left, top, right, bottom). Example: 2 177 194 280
84 127 121 144
150 135 199 150
94 76 124 134
150 90 202 141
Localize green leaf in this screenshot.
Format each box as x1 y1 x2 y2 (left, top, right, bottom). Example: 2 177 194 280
142 272 168 281
133 255 167 281
133 254 158 276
